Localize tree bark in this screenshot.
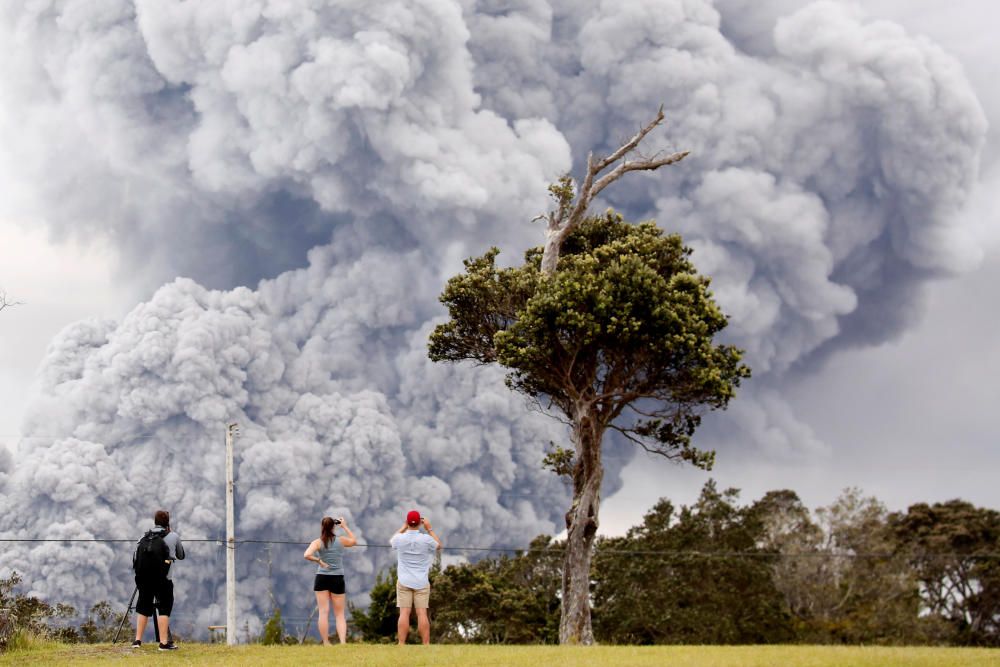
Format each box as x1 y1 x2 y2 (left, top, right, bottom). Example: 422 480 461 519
560 403 604 645
541 226 570 275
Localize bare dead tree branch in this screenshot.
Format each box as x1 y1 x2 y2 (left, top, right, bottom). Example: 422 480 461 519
0 290 24 313
607 423 686 462
538 106 690 274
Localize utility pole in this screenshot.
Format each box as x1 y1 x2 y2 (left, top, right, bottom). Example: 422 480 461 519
225 422 239 645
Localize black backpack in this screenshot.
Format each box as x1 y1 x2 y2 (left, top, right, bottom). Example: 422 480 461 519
133 530 171 579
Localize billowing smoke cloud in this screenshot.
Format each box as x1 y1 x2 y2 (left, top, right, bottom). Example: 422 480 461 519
1 266 571 630
0 0 988 630
0 0 570 288
459 0 987 453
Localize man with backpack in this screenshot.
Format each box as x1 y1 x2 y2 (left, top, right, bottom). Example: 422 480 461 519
132 509 185 650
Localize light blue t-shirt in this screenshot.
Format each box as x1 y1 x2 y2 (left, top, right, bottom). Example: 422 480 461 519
390 531 438 589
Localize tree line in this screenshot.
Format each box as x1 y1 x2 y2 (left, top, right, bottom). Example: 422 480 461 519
2 482 998 648
355 482 1000 646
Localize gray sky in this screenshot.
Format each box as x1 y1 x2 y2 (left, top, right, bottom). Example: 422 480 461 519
605 0 1000 529
603 244 1000 528
0 223 122 438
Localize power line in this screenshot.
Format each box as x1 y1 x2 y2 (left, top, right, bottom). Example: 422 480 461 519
0 434 162 440
1 537 999 559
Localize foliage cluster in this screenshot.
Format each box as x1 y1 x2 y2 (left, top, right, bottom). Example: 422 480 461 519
430 211 749 466
260 607 288 645
432 535 563 644
593 482 793 644
0 572 122 650
350 568 413 643
3 483 999 649
355 484 1000 646
892 501 1000 645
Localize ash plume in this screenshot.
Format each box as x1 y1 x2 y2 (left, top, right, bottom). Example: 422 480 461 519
0 0 988 629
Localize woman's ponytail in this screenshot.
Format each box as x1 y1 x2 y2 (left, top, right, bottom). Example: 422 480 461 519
320 516 336 548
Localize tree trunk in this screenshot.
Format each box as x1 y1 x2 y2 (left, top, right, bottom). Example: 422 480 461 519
560 404 604 645
541 224 567 275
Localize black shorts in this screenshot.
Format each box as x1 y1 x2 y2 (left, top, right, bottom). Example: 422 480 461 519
135 576 174 617
313 574 345 594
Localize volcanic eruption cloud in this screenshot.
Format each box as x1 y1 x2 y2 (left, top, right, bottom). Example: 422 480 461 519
0 0 988 631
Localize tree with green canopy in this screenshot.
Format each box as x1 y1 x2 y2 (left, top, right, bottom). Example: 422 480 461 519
350 568 408 643
892 500 1000 645
429 110 749 644
432 536 562 643
350 566 444 644
757 488 927 644
593 481 793 644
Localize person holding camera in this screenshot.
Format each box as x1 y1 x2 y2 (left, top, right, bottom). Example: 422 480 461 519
132 509 184 651
304 516 357 644
390 510 441 645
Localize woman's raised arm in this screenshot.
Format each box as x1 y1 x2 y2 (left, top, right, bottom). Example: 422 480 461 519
338 517 357 548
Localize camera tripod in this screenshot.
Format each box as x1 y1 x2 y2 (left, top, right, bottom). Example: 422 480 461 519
112 586 173 645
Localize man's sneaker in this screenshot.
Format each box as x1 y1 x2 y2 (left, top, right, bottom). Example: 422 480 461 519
130 640 141 649
158 642 179 651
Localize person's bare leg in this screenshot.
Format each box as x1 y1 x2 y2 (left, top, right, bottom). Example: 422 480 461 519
135 614 148 641
331 594 347 643
156 614 170 644
416 608 430 645
315 591 332 645
397 607 411 645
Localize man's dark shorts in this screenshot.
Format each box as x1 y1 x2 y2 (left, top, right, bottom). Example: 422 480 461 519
135 576 173 617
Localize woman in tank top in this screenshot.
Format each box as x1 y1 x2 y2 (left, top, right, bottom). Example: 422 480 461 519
304 516 357 644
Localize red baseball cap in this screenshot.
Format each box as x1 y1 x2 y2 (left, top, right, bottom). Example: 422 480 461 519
406 510 421 527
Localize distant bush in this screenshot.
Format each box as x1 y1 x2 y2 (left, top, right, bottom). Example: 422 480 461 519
260 607 284 645
0 571 124 647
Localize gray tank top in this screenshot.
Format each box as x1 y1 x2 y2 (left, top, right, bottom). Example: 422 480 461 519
314 538 344 575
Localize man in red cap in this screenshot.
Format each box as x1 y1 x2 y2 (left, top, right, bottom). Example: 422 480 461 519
389 509 441 644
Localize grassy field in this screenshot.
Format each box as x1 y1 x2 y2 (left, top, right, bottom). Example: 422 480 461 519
3 643 1000 666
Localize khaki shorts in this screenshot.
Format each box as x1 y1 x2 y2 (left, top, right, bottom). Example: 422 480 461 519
396 581 430 609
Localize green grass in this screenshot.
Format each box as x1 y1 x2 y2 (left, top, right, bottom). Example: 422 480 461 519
3 644 1000 666
1 630 64 655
